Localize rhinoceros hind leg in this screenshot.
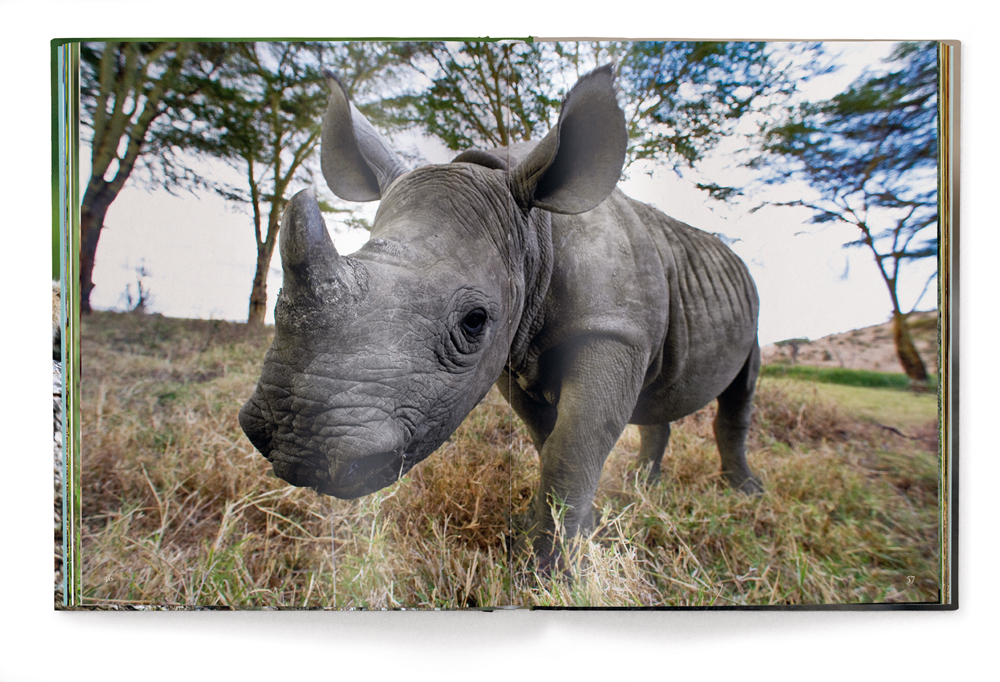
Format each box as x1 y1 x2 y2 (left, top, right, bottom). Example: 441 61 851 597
714 343 763 495
638 423 671 484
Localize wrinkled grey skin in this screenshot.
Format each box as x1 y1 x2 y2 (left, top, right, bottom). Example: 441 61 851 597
239 66 761 564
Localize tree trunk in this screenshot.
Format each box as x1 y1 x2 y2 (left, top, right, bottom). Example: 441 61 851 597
79 199 112 314
892 310 929 383
246 248 274 327
247 206 282 327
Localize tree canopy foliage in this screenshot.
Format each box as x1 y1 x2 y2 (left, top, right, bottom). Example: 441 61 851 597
394 41 824 179
78 40 869 331
753 42 939 381
401 42 561 150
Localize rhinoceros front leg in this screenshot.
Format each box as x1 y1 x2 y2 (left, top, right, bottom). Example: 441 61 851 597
714 342 763 494
497 367 557 453
527 339 647 568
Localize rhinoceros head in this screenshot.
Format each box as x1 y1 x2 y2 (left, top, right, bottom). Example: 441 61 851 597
239 66 626 498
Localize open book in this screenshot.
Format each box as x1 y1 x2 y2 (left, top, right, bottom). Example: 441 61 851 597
53 39 957 609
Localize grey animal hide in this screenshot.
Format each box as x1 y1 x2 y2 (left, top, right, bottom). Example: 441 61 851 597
239 66 761 564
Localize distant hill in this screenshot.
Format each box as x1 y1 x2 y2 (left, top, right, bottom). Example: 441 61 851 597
761 310 938 375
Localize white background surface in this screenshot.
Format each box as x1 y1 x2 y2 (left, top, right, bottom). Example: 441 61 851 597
1 2 991 680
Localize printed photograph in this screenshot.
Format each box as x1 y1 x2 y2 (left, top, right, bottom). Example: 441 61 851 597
55 39 951 608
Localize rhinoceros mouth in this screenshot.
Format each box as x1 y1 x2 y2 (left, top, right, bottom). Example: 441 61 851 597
323 450 422 498
267 447 421 499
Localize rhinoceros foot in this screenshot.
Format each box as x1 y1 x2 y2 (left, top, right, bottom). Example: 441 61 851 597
506 505 595 578
724 471 765 496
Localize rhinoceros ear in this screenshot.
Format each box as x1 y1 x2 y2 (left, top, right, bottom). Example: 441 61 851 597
509 65 627 215
321 72 410 202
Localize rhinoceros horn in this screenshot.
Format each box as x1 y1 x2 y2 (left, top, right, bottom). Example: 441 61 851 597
321 71 410 202
279 189 345 296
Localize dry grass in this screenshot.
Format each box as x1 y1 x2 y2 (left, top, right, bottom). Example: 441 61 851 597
77 312 942 608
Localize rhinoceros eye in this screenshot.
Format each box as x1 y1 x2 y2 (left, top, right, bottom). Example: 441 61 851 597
460 309 488 337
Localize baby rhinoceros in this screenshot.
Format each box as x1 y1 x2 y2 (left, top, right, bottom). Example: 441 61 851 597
239 66 762 565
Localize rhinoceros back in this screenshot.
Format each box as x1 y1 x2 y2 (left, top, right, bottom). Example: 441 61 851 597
625 197 759 424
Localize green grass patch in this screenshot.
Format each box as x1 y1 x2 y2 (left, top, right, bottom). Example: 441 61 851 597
762 378 938 431
761 363 937 390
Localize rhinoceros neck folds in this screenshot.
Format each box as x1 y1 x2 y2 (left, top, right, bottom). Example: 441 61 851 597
509 211 553 375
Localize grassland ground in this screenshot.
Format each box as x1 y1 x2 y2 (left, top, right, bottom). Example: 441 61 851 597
73 312 941 608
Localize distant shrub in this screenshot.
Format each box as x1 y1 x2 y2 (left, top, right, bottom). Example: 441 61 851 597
774 337 810 347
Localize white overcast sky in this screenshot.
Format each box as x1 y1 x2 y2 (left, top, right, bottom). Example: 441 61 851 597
85 40 933 345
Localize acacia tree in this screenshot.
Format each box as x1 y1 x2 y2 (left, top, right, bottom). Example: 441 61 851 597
588 41 817 173
78 42 227 313
186 41 413 326
753 42 938 382
403 42 562 149
396 41 822 179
